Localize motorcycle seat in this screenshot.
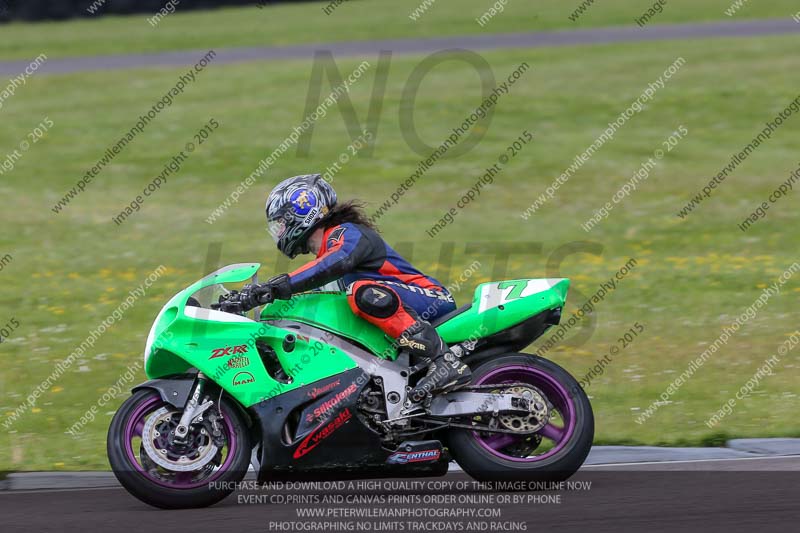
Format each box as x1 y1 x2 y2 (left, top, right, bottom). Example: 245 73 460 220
429 303 472 327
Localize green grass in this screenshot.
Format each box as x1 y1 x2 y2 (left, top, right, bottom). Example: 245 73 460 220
2 30 800 470
0 0 799 60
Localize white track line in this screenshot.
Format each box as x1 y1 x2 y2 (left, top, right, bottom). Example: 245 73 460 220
0 486 124 495
582 455 800 467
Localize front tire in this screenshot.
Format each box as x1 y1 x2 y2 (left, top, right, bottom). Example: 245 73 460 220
107 389 251 509
449 353 594 482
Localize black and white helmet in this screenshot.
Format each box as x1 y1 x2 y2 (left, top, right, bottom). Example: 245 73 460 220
265 174 337 258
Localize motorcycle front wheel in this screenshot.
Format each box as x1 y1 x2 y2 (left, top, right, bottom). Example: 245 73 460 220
448 353 594 482
107 389 251 509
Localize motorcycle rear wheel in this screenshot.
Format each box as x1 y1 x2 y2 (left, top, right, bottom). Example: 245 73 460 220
449 353 594 482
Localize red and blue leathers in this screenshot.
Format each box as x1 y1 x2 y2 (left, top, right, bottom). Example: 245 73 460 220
287 223 456 337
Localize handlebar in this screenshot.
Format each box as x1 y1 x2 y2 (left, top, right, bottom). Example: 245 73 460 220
210 290 246 314
210 284 274 315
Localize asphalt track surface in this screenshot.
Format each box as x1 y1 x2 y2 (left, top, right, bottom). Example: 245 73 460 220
1 18 799 76
2 457 798 533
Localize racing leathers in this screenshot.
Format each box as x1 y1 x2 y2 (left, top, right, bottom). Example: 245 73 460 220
281 222 471 400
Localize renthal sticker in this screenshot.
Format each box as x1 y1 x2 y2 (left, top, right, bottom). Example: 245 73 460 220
386 449 441 464
211 344 248 359
293 408 352 459
232 371 255 386
307 379 341 399
305 382 358 423
227 356 250 369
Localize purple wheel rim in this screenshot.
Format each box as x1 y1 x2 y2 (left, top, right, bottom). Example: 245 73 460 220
473 365 576 463
123 395 238 489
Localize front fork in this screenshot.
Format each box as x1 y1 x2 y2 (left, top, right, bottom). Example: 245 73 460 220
173 373 217 443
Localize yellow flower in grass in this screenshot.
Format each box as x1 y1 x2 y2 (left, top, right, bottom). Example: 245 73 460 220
665 258 688 269
67 272 81 280
159 266 179 276
31 408 41 413
52 386 63 393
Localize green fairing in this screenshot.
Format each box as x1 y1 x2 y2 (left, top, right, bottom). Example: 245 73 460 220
143 263 357 407
437 279 570 343
262 292 398 359
143 263 569 409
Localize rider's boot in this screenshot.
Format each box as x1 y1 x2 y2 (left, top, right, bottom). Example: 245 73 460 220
398 321 471 402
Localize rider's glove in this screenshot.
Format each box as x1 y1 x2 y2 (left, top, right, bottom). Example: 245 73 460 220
265 273 292 300
239 274 293 312
239 284 272 311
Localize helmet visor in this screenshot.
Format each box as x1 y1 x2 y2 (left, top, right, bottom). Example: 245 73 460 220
267 218 287 244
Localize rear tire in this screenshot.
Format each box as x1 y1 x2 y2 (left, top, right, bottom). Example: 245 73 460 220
107 389 251 509
449 353 593 482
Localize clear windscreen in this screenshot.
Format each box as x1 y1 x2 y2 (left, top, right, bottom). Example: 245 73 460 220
189 283 230 308
189 274 343 308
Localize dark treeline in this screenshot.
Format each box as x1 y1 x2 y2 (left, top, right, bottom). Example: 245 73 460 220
0 1 319 22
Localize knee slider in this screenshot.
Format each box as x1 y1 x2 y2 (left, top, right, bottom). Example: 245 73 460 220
354 284 399 319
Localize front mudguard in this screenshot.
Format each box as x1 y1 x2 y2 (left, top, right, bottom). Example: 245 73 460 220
131 373 255 431
130 372 254 427
131 373 198 409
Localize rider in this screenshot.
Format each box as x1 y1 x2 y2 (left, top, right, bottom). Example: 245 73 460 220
241 174 471 401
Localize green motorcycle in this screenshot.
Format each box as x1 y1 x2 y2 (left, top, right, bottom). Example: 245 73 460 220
107 263 594 508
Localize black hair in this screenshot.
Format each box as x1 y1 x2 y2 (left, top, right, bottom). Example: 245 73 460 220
321 199 380 232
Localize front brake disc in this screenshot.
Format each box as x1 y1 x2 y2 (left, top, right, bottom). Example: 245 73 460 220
141 407 219 472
